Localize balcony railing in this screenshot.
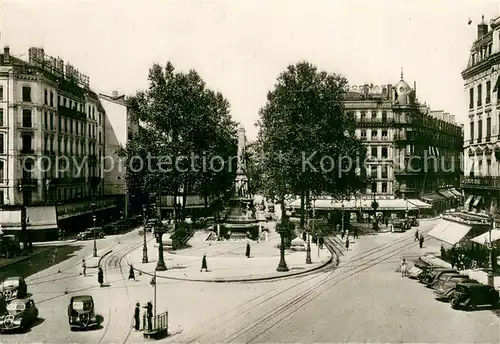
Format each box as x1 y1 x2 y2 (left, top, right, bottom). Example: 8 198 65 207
19 149 34 154
58 105 87 120
462 176 500 188
357 118 395 124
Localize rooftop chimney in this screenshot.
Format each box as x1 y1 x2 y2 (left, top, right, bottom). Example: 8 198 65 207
112 91 119 98
478 15 489 38
4 46 10 63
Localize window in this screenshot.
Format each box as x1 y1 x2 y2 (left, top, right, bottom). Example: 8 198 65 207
470 121 474 142
381 130 388 140
371 182 377 193
477 84 482 106
0 160 4 183
0 133 3 153
371 130 378 139
43 134 48 151
470 88 474 109
76 121 79 135
478 160 483 176
487 159 492 175
361 111 366 121
22 86 31 102
478 120 483 142
64 98 67 107
382 166 389 178
382 112 387 122
371 147 377 158
371 166 378 178
98 132 101 143
44 89 48 105
50 113 54 129
44 111 48 129
0 86 3 101
99 113 102 125
70 120 73 134
381 182 388 193
0 108 3 127
371 111 377 119
21 134 32 152
360 130 367 139
22 109 32 127
50 92 54 107
487 117 491 141
486 81 491 104
381 147 388 158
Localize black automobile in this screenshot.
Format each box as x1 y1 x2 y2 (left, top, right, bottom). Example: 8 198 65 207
77 228 105 241
1 277 28 302
68 295 98 330
449 282 500 310
0 298 38 332
418 267 452 283
408 216 419 227
433 277 479 301
421 269 459 286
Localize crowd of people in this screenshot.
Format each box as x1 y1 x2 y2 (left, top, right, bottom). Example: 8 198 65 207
440 246 493 270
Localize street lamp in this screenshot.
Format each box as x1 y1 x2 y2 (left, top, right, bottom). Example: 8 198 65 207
488 208 496 286
142 204 149 264
372 184 379 231
276 219 289 272
155 223 167 271
91 201 97 258
341 202 345 234
305 197 312 264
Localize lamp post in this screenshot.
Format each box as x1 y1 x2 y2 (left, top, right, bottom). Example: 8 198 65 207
341 202 345 234
276 219 289 272
91 201 97 258
306 197 312 264
372 184 379 231
142 204 148 264
155 223 167 271
487 211 495 286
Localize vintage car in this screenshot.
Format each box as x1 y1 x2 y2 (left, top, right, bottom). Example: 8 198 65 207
392 220 406 233
449 282 500 310
422 270 460 287
431 273 468 289
433 278 479 301
408 216 419 227
77 228 105 241
1 277 28 302
68 295 98 330
418 266 453 283
0 298 38 332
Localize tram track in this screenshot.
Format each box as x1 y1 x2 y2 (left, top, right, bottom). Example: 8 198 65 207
181 228 432 343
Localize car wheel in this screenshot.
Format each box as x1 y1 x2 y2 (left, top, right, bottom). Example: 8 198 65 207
450 296 460 309
466 299 475 311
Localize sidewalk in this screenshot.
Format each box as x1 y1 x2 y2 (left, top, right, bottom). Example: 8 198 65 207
33 239 78 246
84 248 114 268
126 231 332 282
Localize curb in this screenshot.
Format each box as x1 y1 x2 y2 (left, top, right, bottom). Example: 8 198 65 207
86 250 113 268
133 251 333 283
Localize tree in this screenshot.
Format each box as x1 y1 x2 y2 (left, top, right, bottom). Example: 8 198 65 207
257 61 368 228
122 63 237 228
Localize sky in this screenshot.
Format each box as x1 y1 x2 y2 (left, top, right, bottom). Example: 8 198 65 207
1 0 499 140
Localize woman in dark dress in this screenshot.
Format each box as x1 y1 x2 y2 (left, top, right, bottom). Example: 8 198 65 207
97 267 104 287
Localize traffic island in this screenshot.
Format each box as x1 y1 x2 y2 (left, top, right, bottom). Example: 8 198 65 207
85 249 113 268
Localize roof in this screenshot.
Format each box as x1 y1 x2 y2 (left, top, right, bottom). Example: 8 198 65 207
9 298 31 304
71 295 93 302
459 282 489 288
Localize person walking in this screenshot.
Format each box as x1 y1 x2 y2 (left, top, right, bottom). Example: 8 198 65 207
353 228 358 239
345 237 350 250
201 254 208 272
128 265 136 281
81 259 86 277
143 301 153 332
133 303 141 331
245 243 251 258
385 217 389 227
419 234 424 249
97 266 104 287
400 258 408 277
414 229 419 242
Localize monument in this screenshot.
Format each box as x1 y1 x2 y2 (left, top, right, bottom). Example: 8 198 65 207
221 125 259 240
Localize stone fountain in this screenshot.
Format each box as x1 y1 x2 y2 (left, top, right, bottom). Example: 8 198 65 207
220 125 259 240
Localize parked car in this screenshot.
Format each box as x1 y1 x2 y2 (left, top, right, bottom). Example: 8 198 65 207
408 216 419 227
68 295 98 330
392 220 406 232
431 273 469 289
1 277 28 302
77 228 105 241
449 282 500 310
422 270 460 287
418 266 453 283
0 298 38 332
433 278 479 301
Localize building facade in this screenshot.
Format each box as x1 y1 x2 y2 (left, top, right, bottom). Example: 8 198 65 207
345 73 463 212
0 46 130 239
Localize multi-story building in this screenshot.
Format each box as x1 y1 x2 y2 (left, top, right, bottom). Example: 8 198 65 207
461 15 500 218
0 46 125 240
344 73 463 214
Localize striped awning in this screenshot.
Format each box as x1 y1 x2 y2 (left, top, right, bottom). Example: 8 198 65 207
438 189 456 199
421 193 446 202
464 195 474 207
407 199 432 209
472 196 482 207
427 220 472 246
449 188 462 198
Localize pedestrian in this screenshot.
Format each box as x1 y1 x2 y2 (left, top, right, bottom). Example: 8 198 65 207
341 230 345 239
128 265 136 281
385 217 389 227
414 229 419 242
345 230 349 239
97 266 104 287
354 228 358 239
319 236 324 249
133 303 141 331
302 231 307 241
81 259 86 277
419 234 424 249
345 237 349 250
201 254 208 272
400 257 408 277
245 243 250 258
440 245 446 260
336 224 340 233
143 301 153 332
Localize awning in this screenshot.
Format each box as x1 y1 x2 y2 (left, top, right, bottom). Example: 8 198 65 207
449 188 462 198
407 199 432 209
472 196 482 207
0 206 58 230
464 195 473 207
470 229 500 245
427 220 473 246
421 193 446 202
375 199 418 211
288 199 363 211
438 189 456 199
